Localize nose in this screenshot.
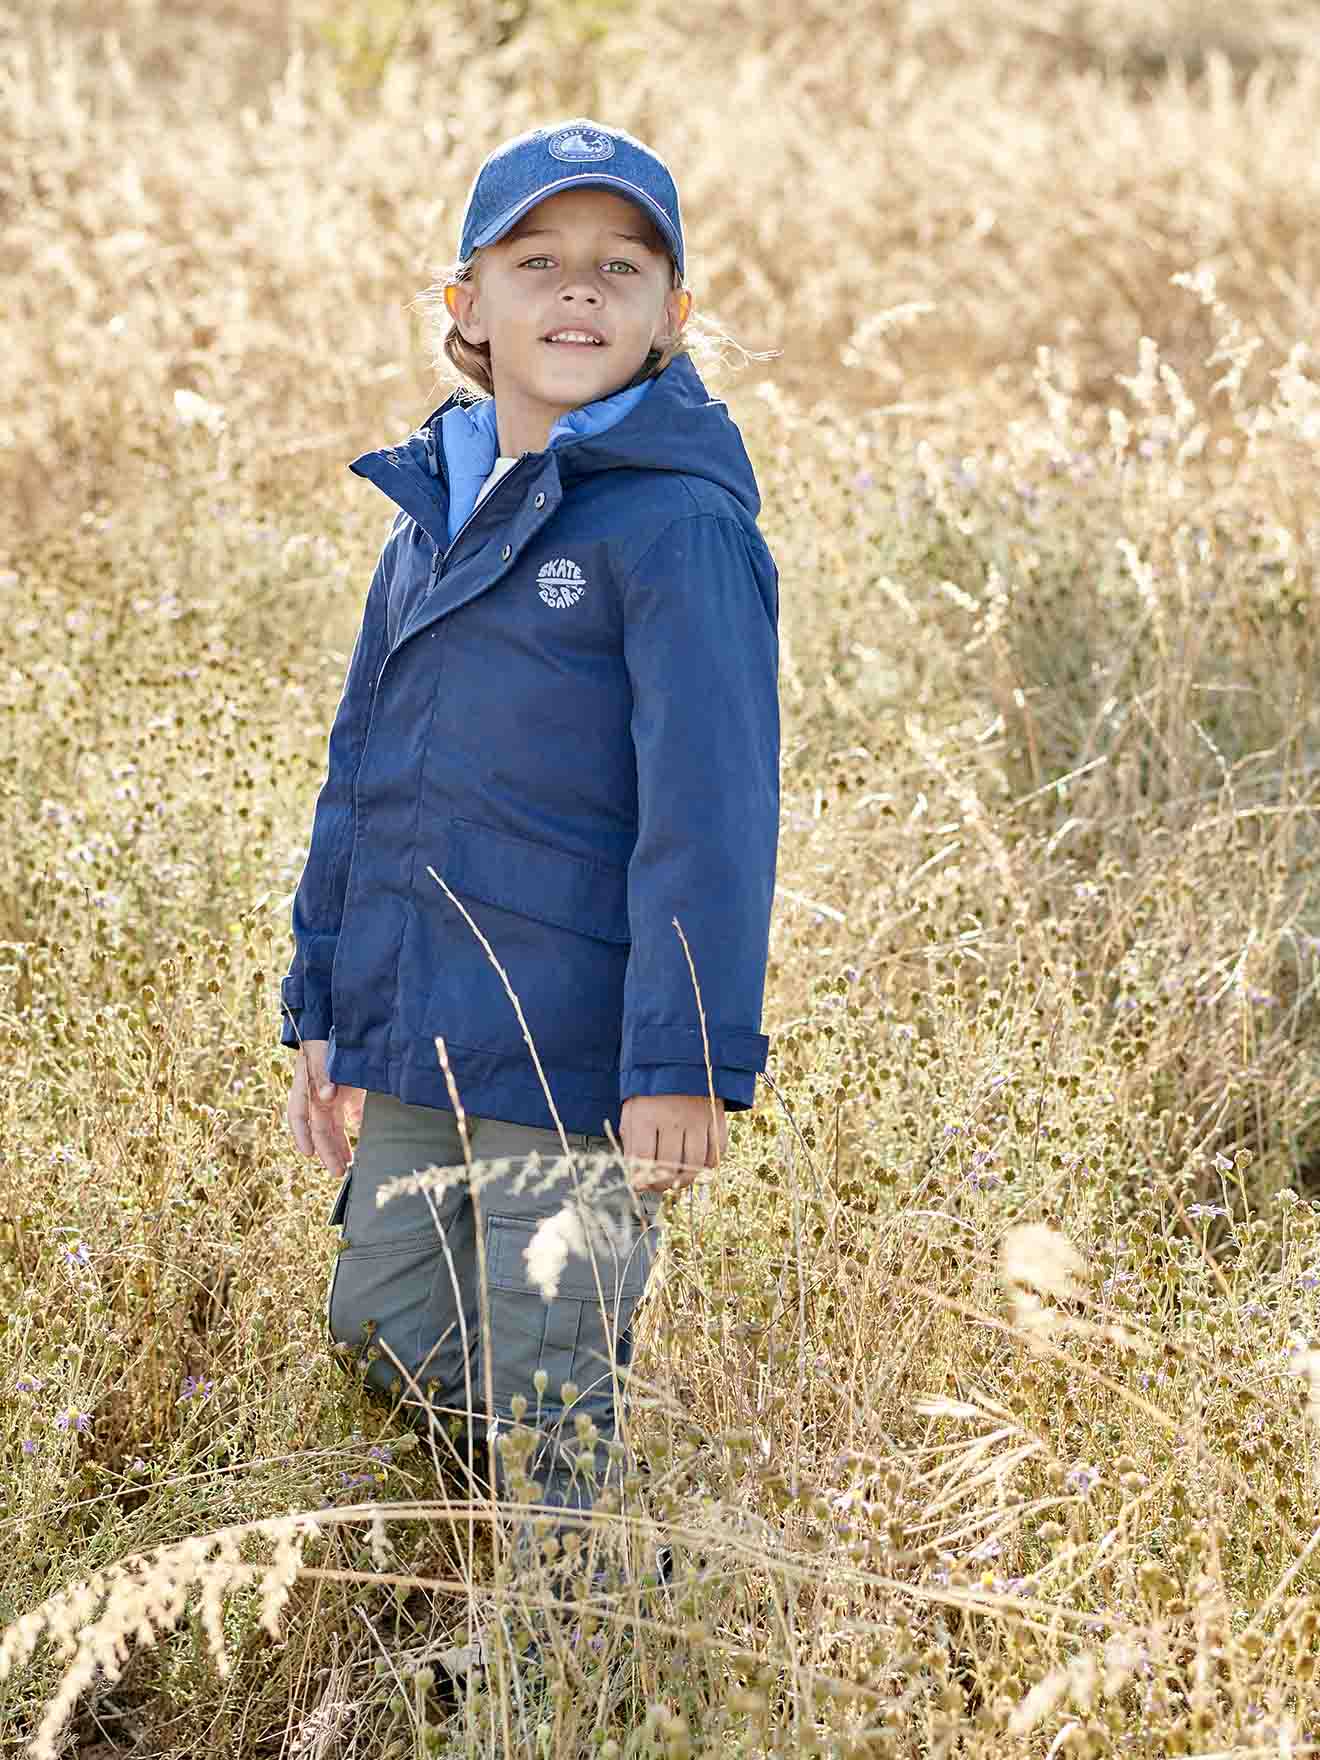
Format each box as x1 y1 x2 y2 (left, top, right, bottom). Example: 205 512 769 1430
553 261 605 304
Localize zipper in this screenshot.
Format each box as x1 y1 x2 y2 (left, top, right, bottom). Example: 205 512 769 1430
424 544 442 599
420 422 439 478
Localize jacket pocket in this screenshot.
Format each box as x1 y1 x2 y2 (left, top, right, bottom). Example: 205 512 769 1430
445 819 631 945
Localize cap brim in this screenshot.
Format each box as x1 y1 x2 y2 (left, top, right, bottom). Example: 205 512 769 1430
470 175 683 273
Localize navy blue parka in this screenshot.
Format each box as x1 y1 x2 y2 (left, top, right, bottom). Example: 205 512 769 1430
279 353 780 1138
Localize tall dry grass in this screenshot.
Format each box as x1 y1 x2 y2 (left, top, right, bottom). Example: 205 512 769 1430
3 0 1320 1754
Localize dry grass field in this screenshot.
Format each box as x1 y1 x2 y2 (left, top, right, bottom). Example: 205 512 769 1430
3 0 1320 1754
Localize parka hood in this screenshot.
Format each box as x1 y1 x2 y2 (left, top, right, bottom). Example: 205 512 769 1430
412 354 762 544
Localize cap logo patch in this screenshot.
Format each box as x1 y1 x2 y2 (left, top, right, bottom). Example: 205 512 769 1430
547 126 615 163
537 557 587 607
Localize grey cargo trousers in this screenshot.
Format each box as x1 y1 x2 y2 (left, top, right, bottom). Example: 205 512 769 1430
325 1091 662 1513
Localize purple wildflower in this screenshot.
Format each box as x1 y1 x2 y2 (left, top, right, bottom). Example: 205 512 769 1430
968 1148 1001 1190
22 1439 37 1456
55 1410 91 1434
177 1376 214 1403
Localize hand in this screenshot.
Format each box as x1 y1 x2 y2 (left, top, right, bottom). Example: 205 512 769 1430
287 1039 365 1180
620 1093 727 1195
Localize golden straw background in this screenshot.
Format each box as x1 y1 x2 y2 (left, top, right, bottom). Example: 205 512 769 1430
3 1 1320 1755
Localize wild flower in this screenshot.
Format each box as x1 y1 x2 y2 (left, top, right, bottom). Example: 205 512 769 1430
61 1242 90 1268
21 1440 38 1456
1066 1462 1100 1495
968 1148 1000 1190
177 1376 214 1403
54 1410 91 1434
15 1378 44 1393
1185 1203 1228 1221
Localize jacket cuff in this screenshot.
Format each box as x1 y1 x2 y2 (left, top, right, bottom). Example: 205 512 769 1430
279 974 333 1049
619 1063 758 1111
624 1024 768 1072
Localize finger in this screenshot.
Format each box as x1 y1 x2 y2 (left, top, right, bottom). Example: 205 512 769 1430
289 1096 314 1158
677 1127 704 1191
658 1127 686 1188
288 1064 314 1157
309 1098 350 1179
628 1125 661 1192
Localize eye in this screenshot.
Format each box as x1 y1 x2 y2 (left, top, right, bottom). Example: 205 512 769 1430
519 256 639 274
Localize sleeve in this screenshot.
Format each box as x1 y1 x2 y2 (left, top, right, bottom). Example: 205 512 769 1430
278 525 397 1049
619 512 780 1110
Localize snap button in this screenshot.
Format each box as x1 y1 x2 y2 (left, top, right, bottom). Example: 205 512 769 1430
533 492 546 509
501 543 512 561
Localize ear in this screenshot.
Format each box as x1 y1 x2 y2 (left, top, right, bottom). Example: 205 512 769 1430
660 287 693 347
445 281 487 344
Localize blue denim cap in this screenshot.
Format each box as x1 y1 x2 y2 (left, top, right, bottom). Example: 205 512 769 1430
457 118 684 280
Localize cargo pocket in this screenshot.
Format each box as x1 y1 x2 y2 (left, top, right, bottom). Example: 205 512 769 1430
483 1207 657 1420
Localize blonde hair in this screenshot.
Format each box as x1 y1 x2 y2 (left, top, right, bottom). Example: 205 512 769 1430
410 224 775 398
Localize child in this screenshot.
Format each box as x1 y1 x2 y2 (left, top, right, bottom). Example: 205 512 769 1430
280 118 780 1520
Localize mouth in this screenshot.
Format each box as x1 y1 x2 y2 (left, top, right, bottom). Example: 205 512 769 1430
542 331 607 349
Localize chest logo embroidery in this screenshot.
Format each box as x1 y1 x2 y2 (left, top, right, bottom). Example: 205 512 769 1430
537 557 587 608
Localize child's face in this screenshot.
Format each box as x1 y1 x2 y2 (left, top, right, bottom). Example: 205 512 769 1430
446 187 690 454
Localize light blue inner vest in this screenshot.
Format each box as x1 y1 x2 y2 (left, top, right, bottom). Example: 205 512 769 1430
439 374 656 545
